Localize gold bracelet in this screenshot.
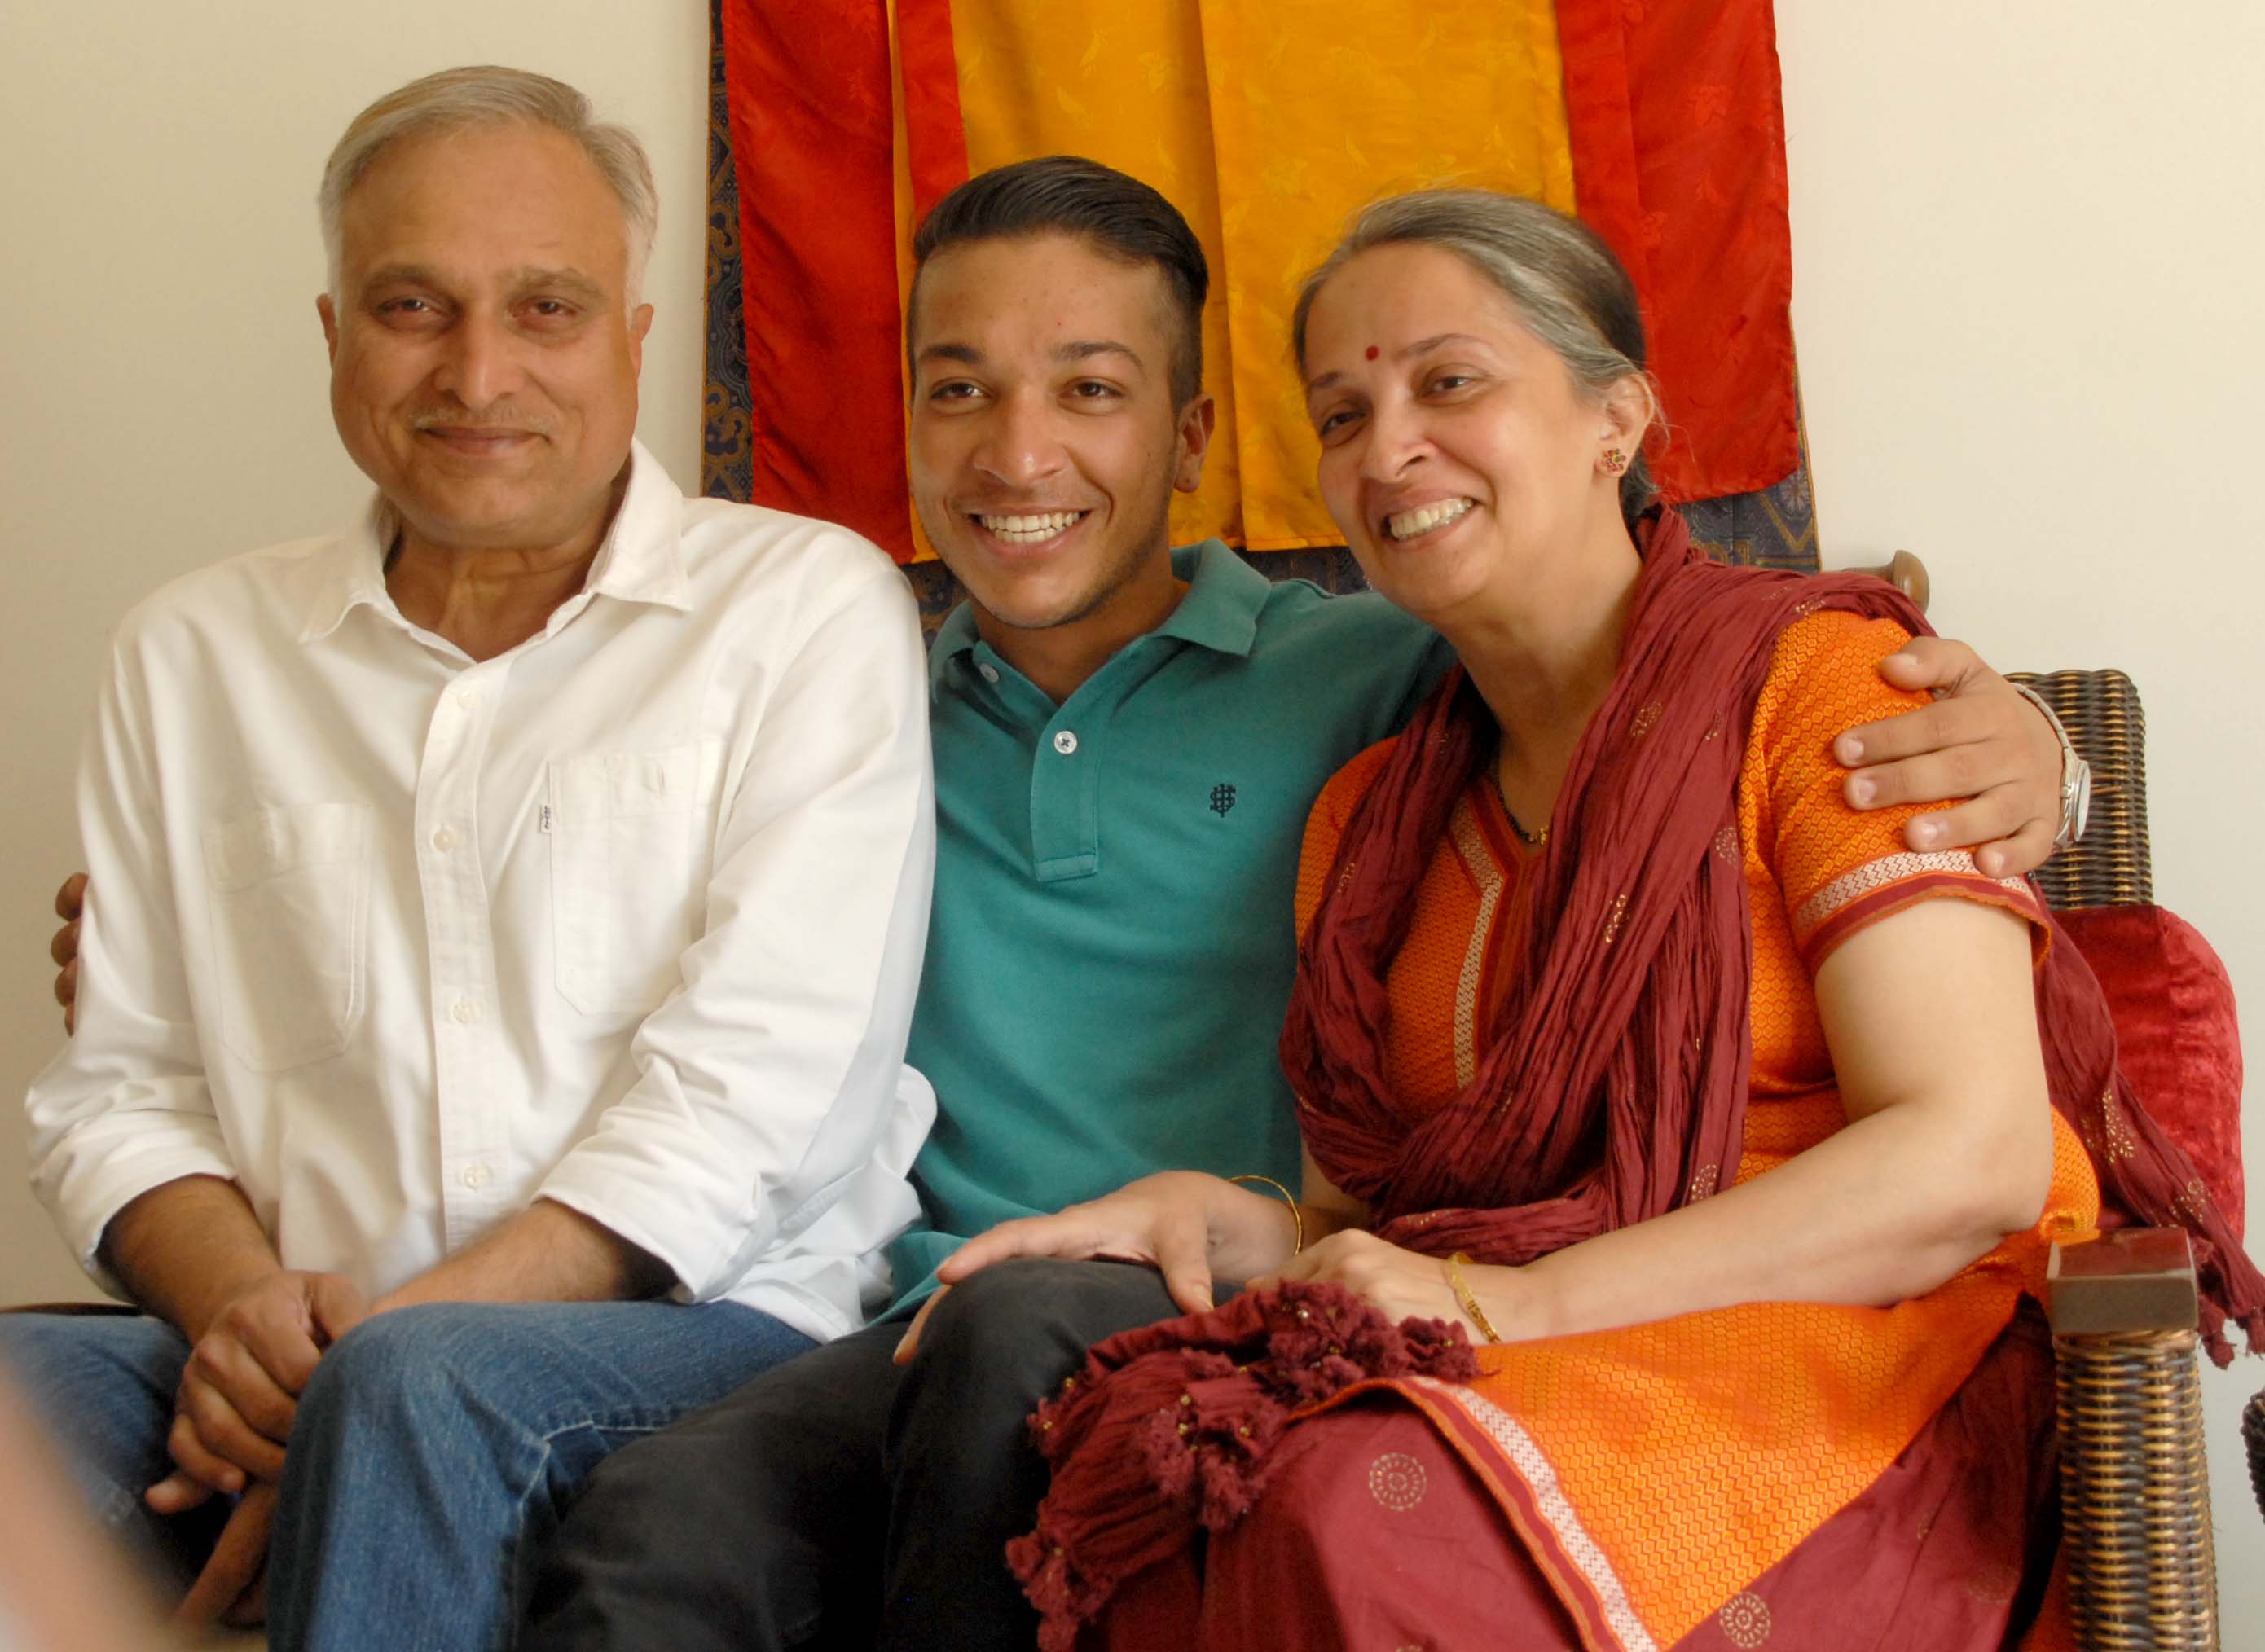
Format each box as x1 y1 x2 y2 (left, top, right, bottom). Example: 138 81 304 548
1226 1173 1304 1255
1445 1252 1503 1343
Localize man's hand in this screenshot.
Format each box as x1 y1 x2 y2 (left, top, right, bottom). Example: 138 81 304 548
175 1483 275 1631
51 873 86 1036
1838 638 2064 878
146 1269 367 1515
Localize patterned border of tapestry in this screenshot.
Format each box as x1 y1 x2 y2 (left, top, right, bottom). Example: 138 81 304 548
700 0 1819 615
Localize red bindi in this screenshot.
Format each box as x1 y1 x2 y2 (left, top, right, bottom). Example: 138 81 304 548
1365 345 1380 360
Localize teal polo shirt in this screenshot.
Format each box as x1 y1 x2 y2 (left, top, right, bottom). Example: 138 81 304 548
887 541 1451 1309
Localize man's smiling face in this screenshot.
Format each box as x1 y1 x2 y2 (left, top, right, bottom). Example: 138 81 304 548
317 121 652 555
907 232 1209 634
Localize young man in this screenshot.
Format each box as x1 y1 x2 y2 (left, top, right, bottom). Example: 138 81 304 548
10 68 935 1649
511 159 2070 1651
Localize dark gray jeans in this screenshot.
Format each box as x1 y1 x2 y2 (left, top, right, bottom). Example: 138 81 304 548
522 1257 1179 1651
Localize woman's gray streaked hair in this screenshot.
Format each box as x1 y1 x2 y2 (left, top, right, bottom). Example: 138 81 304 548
1291 189 1660 524
318 65 658 303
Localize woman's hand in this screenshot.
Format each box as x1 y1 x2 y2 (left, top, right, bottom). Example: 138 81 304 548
934 1172 1251 1316
898 1172 1254 1364
894 1172 1315 1363
1256 1230 1525 1343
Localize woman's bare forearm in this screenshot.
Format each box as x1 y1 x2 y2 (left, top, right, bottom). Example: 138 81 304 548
1477 1093 2044 1342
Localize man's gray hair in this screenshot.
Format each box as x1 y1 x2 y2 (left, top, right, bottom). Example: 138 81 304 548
319 65 658 303
1292 189 1660 525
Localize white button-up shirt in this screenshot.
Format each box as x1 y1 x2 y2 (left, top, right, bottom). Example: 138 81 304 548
27 442 936 1342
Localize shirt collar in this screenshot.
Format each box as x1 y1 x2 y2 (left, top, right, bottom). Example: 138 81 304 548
297 438 691 645
929 599 985 678
930 538 1269 685
578 440 693 610
1152 539 1267 657
294 497 395 645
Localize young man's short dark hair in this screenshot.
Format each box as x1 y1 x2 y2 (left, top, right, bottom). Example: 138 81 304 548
909 156 1209 409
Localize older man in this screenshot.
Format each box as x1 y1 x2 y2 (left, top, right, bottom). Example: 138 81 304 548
4 65 934 1651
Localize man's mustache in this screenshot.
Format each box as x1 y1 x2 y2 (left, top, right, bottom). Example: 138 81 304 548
408 408 554 437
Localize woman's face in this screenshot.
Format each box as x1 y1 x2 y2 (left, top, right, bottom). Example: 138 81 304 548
1302 242 1619 625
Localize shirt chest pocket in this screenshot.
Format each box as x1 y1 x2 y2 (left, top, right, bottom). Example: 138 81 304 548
548 742 724 1015
201 802 372 1071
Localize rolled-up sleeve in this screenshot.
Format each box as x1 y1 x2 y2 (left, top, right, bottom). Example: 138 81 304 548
26 640 238 1296
539 562 936 1303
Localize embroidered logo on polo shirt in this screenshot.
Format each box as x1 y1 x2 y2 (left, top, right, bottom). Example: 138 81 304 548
1209 783 1238 817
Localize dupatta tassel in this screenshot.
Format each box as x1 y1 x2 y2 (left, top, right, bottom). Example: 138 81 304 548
1008 1282 1478 1649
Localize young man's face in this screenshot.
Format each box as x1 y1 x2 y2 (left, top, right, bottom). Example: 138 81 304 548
907 232 1212 634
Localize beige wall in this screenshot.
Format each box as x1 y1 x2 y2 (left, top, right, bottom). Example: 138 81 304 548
1777 1 2264 1610
2 0 2257 1617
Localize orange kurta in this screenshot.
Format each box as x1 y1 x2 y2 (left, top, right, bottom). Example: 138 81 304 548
1290 613 2100 1650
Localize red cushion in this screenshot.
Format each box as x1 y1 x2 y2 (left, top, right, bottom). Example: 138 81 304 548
2057 904 2245 1240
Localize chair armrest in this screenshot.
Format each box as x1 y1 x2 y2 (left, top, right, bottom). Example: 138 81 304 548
1849 549 1930 613
2047 1228 2221 1650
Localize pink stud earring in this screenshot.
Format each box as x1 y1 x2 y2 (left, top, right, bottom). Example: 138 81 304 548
1600 448 1629 476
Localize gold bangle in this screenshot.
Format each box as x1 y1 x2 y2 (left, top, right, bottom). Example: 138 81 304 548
1227 1173 1304 1255
1445 1252 1503 1343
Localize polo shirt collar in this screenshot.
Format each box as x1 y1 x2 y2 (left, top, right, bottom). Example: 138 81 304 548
297 438 691 644
1152 539 1266 657
930 598 985 677
930 538 1268 685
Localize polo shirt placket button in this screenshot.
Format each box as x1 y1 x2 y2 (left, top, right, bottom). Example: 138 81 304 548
1052 730 1079 755
977 663 1000 684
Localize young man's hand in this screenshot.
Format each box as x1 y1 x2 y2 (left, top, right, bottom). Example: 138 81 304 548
1842 638 2065 878
50 873 85 1035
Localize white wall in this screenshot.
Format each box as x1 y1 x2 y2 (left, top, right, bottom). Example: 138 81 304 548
2 0 2257 1622
1779 0 2265 1615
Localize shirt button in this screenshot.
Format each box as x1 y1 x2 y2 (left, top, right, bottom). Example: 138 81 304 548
454 687 482 712
451 997 481 1024
1052 729 1079 756
430 826 459 853
977 663 1000 684
461 1162 492 1191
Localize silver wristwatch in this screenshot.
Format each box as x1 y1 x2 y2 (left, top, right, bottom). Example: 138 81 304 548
2011 684 2091 850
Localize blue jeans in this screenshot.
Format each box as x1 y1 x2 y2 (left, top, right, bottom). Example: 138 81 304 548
0 1299 814 1652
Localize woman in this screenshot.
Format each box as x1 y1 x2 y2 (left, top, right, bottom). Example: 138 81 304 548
941 191 2262 1651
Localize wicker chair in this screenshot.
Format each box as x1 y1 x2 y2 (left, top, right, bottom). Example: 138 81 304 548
2248 1389 2265 1523
2008 669 2257 1652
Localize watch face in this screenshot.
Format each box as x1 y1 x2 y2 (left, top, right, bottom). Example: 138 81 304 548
2071 761 2093 838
